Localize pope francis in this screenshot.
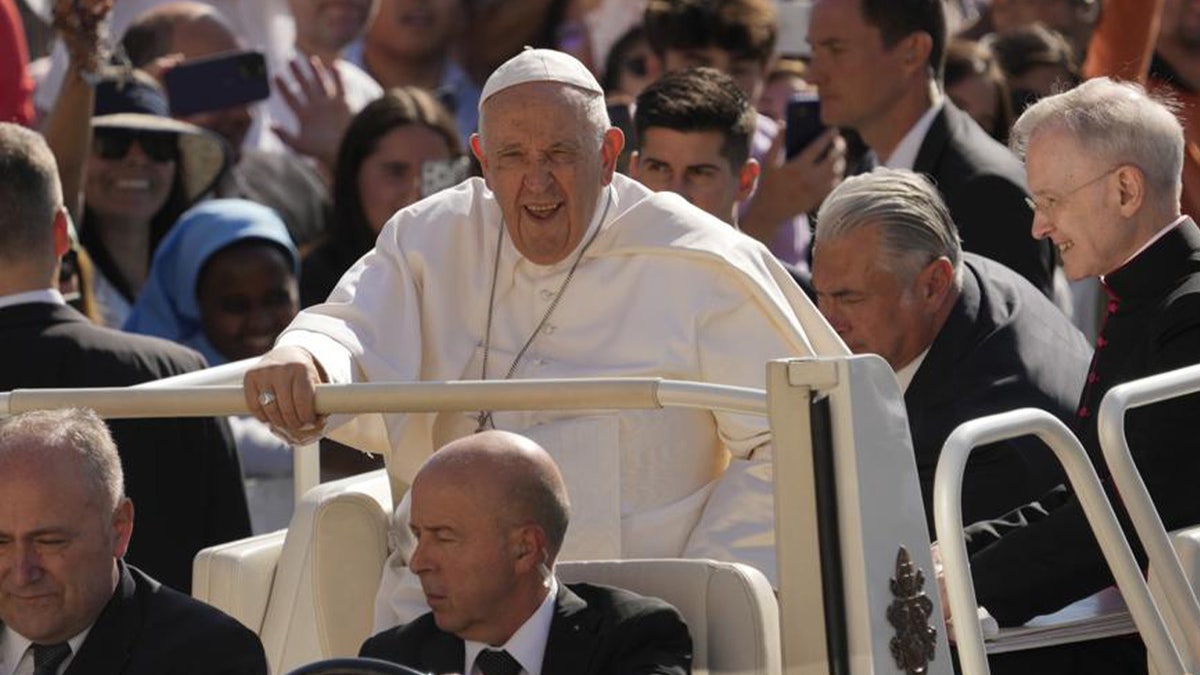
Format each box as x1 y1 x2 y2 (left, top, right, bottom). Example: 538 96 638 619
244 48 848 631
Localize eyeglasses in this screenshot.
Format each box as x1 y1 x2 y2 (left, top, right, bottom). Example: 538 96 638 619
1025 166 1120 214
92 129 180 163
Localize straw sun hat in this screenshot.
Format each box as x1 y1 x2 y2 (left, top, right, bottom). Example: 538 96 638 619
91 70 230 204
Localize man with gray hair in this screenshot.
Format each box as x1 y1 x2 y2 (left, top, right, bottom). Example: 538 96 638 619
811 168 1089 531
243 48 846 630
0 408 267 674
953 77 1200 673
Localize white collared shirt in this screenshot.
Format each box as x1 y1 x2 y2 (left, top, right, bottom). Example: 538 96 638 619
894 347 931 394
463 577 559 675
0 289 65 312
0 625 92 675
882 99 946 170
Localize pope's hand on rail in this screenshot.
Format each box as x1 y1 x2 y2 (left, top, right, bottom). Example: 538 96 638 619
243 346 328 444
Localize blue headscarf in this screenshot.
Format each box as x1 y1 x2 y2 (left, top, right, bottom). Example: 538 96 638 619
124 199 299 365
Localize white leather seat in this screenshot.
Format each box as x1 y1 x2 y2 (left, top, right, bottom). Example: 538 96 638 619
556 558 782 675
195 469 393 674
194 470 782 675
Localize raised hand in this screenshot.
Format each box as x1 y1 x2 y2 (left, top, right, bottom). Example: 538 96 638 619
272 55 354 172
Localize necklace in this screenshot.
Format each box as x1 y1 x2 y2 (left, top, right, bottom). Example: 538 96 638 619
474 191 613 432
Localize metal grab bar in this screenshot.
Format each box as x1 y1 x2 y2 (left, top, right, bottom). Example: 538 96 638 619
0 378 768 418
933 409 1185 675
1099 364 1200 667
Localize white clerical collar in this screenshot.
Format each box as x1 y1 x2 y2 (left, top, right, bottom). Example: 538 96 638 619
882 98 945 170
464 575 559 675
0 289 66 312
1102 215 1188 280
1 624 92 675
894 347 931 394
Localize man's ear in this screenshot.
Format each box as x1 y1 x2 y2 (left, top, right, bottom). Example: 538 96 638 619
600 127 625 185
112 498 134 559
628 150 642 180
736 158 761 203
1115 164 1145 217
52 207 71 258
918 257 955 307
900 31 934 75
511 525 547 574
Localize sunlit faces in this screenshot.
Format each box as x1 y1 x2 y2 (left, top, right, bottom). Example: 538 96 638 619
806 0 914 131
406 470 525 645
288 0 375 52
357 124 453 233
812 224 941 371
0 448 131 643
661 48 766 104
370 0 462 59
1025 128 1133 280
631 127 757 224
197 242 299 362
473 82 622 265
84 134 176 224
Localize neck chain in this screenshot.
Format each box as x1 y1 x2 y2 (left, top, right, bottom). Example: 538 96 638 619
475 191 613 432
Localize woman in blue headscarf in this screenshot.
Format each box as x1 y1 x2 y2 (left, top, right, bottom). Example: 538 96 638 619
126 198 300 533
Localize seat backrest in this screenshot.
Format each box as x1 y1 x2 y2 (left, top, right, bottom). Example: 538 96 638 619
556 558 782 675
260 470 393 674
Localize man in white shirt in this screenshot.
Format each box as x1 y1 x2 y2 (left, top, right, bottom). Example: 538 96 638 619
0 408 266 675
243 48 846 629
807 0 1055 296
359 430 692 675
810 168 1088 532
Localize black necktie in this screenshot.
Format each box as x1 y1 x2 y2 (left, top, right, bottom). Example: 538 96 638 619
32 642 72 675
475 648 522 675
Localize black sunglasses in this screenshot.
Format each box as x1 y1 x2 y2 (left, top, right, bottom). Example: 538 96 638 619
93 129 180 163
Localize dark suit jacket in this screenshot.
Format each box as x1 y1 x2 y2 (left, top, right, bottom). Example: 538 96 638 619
59 562 267 674
906 254 1090 531
360 582 693 674
970 219 1200 626
0 302 251 592
913 102 1055 296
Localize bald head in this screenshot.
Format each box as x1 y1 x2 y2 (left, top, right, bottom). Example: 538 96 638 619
122 2 242 66
417 431 571 560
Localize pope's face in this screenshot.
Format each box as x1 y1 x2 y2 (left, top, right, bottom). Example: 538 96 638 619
473 83 622 265
0 448 130 644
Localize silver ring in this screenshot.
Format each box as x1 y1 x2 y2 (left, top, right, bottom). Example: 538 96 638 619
258 390 277 407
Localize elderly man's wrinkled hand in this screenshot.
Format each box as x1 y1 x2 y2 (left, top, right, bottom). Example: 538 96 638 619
243 345 328 443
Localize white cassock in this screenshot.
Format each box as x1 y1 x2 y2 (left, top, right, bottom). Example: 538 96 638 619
276 173 848 630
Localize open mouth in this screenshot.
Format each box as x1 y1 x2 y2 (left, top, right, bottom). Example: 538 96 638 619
524 203 562 220
1057 240 1074 254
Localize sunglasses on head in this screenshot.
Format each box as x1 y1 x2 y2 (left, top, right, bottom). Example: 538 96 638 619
93 129 180 163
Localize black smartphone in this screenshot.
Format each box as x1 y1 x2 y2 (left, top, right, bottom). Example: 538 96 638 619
164 50 271 116
421 157 472 198
785 93 827 159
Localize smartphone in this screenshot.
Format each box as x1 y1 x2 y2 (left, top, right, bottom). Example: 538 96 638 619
785 92 827 159
421 157 472 198
164 50 270 116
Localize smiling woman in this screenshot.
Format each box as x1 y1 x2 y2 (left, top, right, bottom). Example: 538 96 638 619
78 71 229 328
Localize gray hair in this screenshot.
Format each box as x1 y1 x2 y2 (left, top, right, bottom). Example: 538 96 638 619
1009 77 1183 206
0 409 125 515
0 123 62 265
477 83 610 152
815 168 963 284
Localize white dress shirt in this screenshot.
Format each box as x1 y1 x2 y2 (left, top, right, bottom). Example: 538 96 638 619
463 578 559 675
894 347 931 394
0 289 64 311
0 626 91 675
882 99 945 170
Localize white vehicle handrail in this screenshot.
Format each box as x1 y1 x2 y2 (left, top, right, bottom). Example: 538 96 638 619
132 357 259 388
933 408 1185 675
0 378 768 418
1098 364 1200 665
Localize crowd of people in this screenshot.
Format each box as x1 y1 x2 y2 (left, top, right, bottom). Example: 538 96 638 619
2 0 1199 673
